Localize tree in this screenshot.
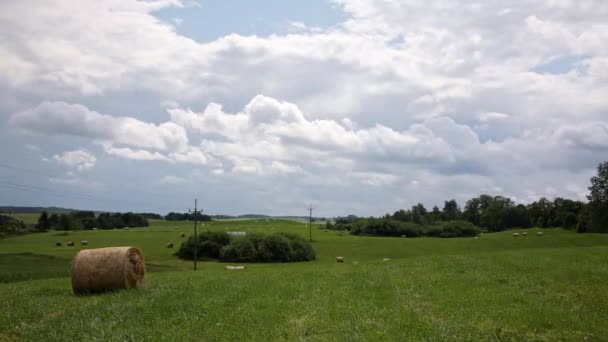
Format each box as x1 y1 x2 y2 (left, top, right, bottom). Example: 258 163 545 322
442 199 461 221
59 214 74 230
36 211 51 232
411 203 427 224
587 161 608 233
428 205 442 223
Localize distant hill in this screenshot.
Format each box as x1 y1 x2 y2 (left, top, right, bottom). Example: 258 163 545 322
0 206 76 214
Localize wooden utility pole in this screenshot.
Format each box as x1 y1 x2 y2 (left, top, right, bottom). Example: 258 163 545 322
189 199 199 271
308 204 314 242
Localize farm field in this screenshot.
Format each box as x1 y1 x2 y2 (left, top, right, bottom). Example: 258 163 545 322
1 219 608 341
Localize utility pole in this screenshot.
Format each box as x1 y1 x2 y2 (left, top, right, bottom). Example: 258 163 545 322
308 204 314 242
189 199 199 271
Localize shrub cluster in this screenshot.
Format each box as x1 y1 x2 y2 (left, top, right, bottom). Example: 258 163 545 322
0 215 29 238
344 218 480 238
176 232 315 263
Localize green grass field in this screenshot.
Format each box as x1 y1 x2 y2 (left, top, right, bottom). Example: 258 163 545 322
1 219 607 341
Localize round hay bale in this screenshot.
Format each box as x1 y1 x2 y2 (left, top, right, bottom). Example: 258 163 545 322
167 242 174 248
537 231 544 236
513 233 519 237
80 240 88 246
336 256 344 263
522 232 528 236
71 247 145 294
55 241 62 247
67 241 75 246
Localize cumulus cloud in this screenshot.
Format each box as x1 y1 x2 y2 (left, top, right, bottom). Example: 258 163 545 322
52 149 96 171
2 0 608 214
11 101 188 151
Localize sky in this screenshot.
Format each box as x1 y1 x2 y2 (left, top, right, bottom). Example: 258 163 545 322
1 0 607 217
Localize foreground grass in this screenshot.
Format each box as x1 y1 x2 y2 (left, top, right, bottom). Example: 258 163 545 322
1 220 607 341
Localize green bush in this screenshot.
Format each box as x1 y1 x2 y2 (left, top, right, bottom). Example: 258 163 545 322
425 221 481 238
176 231 231 260
348 218 480 238
177 232 315 263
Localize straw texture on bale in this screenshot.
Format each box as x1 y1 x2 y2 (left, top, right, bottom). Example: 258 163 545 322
72 247 145 294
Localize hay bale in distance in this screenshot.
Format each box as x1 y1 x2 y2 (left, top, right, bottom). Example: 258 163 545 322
513 233 519 237
67 241 75 246
522 232 528 236
80 240 88 246
55 241 62 247
167 242 174 248
537 231 544 236
383 258 390 262
225 265 245 270
336 256 344 263
71 246 145 294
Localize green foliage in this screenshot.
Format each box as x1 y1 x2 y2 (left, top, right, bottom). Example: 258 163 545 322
0 215 28 238
35 211 50 232
177 231 315 263
165 212 212 221
36 211 149 231
348 218 480 238
587 161 608 233
425 220 480 238
176 231 231 260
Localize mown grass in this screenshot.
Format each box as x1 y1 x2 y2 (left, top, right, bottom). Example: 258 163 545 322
1 219 607 341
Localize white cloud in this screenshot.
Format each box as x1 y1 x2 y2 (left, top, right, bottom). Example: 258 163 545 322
2 0 608 215
52 149 96 171
11 102 188 151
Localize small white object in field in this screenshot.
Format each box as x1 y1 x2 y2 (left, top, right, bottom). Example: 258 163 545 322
92 228 98 231
336 256 344 263
353 261 359 264
228 231 247 236
123 227 129 230
167 242 174 248
513 233 519 237
537 231 544 236
522 232 528 236
474 236 479 239
80 240 88 246
225 265 245 270
67 241 75 246
383 258 390 262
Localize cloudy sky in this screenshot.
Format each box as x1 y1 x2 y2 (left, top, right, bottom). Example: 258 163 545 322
1 0 607 216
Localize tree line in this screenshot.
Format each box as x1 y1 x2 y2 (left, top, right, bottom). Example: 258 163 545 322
330 161 608 236
165 212 212 221
36 211 149 231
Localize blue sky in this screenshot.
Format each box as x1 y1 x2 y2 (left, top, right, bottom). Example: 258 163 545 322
0 0 607 216
155 0 346 42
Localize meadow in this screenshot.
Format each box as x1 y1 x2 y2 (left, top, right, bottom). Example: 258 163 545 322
1 219 607 341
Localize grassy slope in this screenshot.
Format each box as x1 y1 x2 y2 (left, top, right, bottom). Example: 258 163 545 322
1 219 607 341
3 213 40 225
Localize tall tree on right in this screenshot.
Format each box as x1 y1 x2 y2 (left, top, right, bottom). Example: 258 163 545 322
587 161 608 233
